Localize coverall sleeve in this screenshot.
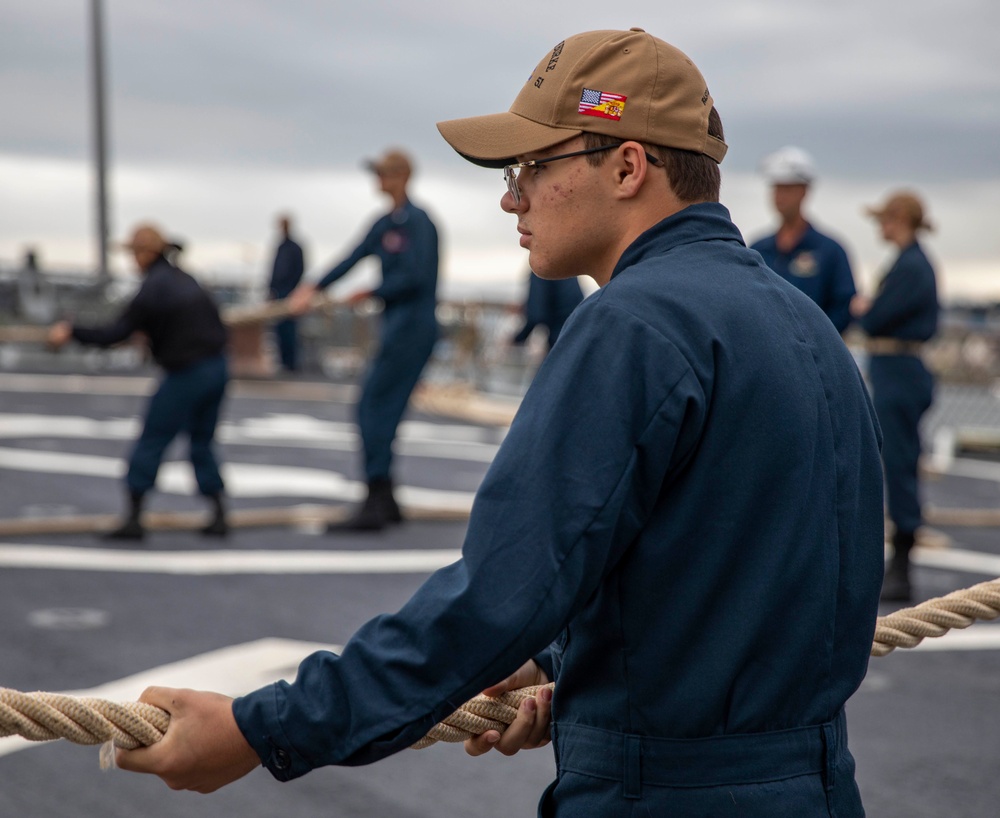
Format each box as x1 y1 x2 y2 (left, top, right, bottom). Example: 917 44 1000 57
858 254 933 337
231 297 706 779
824 244 856 334
315 227 377 290
284 243 305 294
512 275 543 344
70 292 146 347
370 217 438 304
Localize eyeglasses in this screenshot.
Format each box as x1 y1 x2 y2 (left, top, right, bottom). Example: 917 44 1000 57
502 143 665 204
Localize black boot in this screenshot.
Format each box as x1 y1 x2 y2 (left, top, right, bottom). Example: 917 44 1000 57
881 529 915 603
327 478 401 533
200 493 229 537
104 490 146 541
382 478 403 524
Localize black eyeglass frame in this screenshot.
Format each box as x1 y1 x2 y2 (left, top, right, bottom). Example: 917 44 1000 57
502 143 665 204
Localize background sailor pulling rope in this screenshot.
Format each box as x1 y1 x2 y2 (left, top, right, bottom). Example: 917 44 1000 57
0 293 336 345
3 577 999 754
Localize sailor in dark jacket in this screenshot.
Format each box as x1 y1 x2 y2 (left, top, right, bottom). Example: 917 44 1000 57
511 270 585 350
288 149 439 531
267 214 306 372
750 146 857 333
48 223 229 540
852 191 940 602
115 31 884 818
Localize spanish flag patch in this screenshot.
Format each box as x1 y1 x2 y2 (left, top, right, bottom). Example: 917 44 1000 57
578 88 627 121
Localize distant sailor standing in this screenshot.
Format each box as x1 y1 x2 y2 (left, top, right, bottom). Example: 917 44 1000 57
288 149 439 531
852 191 940 602
267 214 306 372
511 270 585 351
751 146 857 332
47 223 230 540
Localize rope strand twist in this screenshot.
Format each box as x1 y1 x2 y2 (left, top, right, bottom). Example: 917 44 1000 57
4 578 999 751
870 577 1000 657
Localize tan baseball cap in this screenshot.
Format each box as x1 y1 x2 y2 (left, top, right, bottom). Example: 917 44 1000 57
437 28 727 168
365 149 413 177
865 191 933 232
115 223 168 254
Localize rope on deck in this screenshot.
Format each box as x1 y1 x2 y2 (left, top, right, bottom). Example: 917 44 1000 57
0 503 471 537
410 383 519 428
3 577 1000 752
870 577 1000 657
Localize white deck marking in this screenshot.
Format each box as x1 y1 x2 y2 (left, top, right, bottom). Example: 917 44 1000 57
909 625 1000 652
942 457 1000 484
0 638 342 758
0 412 502 462
913 546 1000 576
0 544 461 574
0 446 475 509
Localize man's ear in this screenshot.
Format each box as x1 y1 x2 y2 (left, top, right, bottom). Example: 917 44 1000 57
612 142 651 200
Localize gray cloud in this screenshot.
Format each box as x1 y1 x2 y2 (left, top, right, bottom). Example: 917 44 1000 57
2 0 998 296
4 0 997 182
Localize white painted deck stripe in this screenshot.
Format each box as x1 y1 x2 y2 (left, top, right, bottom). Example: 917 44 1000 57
0 446 475 509
0 544 461 574
914 546 1000 576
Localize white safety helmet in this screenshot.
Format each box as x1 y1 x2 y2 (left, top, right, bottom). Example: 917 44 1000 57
759 146 816 185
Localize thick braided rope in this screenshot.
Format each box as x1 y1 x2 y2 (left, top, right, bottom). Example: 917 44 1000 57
411 684 553 749
0 689 168 749
221 294 334 328
871 577 1000 657
4 579 1000 750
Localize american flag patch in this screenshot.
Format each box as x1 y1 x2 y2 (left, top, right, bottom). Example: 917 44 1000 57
578 88 627 121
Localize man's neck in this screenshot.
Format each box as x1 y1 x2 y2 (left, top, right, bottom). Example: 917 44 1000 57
389 190 408 210
776 216 808 254
594 198 695 287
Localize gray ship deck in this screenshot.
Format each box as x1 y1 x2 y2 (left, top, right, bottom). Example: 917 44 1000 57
0 368 998 817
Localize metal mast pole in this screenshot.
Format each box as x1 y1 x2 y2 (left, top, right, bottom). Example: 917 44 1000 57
89 0 110 284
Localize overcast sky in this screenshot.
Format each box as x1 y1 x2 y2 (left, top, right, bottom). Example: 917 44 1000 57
2 0 999 301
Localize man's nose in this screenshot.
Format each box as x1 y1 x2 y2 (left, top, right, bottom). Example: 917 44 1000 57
501 189 523 214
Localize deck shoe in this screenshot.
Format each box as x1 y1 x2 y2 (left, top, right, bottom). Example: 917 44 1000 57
200 493 229 537
326 478 401 533
880 529 915 603
103 517 146 541
200 516 229 537
103 490 145 541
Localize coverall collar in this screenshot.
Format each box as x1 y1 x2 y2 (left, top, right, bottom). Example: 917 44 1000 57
610 202 745 283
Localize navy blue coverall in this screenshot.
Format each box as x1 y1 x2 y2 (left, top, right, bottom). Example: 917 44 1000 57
752 223 857 333
269 236 305 371
233 204 884 816
512 272 585 350
315 200 438 481
71 256 228 497
858 241 939 535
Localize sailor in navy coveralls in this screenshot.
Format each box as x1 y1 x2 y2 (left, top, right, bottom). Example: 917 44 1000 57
288 149 439 530
116 31 884 818
47 223 229 539
511 270 585 350
852 191 939 602
751 146 857 333
267 214 306 372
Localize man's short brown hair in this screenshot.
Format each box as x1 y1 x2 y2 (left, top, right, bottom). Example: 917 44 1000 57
583 107 724 204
